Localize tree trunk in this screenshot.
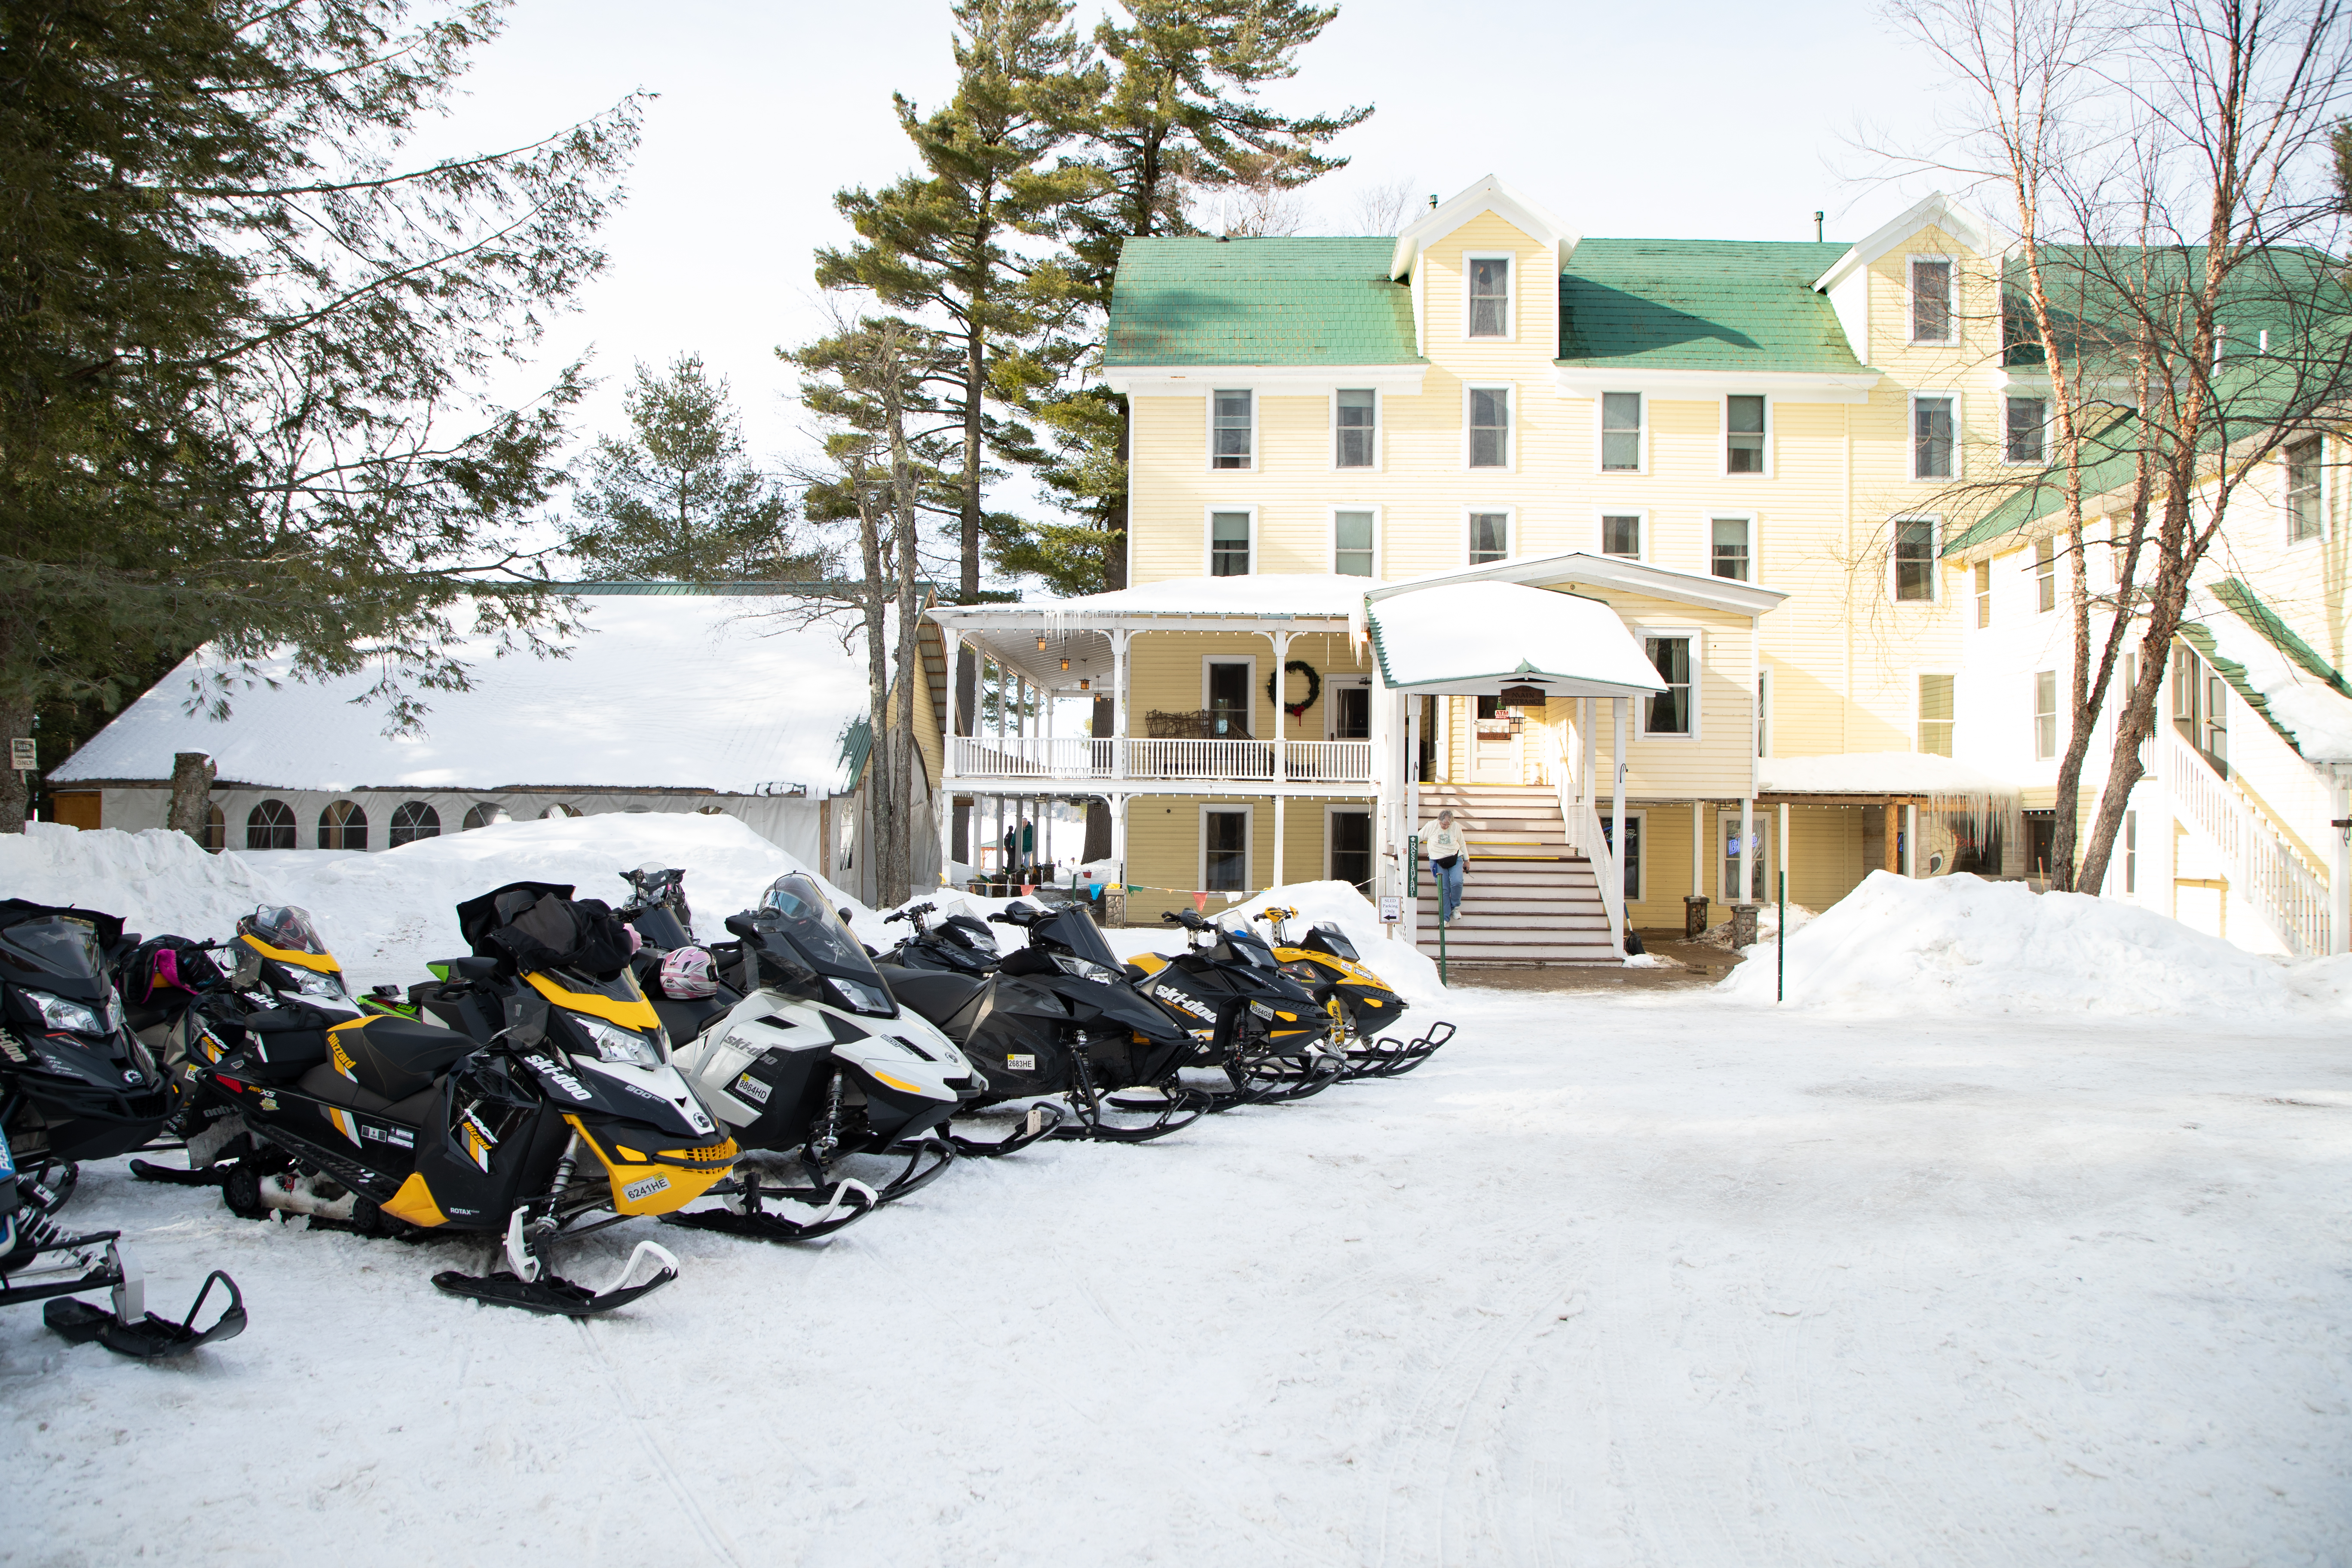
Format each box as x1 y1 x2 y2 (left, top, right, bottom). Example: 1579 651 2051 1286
168 753 217 843
0 691 28 834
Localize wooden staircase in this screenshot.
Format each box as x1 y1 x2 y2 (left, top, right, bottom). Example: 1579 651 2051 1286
1413 783 1619 965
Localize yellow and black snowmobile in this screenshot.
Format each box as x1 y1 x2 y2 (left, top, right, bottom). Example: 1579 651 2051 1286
1250 907 1453 1079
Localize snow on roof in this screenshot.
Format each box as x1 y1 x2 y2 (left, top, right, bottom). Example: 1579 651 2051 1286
1367 582 1664 695
933 573 1366 622
2193 587 2352 763
1758 752 2018 795
51 591 867 794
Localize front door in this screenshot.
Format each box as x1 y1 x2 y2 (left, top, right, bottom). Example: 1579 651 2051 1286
1329 809 1372 894
1473 696 1519 783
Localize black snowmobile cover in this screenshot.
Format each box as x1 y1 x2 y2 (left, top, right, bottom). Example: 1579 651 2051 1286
454 882 635 980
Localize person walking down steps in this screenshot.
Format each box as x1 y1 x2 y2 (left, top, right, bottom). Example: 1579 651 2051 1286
1427 808 1468 924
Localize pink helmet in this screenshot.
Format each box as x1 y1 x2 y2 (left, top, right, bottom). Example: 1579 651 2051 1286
659 945 719 1000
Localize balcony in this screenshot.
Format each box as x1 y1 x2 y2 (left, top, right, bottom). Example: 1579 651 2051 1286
947 735 1373 787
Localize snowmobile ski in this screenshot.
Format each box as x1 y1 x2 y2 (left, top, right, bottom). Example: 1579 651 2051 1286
128 1158 227 1188
942 1101 1066 1158
434 1230 680 1318
867 1135 955 1203
5 1227 248 1360
661 1171 877 1242
1345 1021 1456 1079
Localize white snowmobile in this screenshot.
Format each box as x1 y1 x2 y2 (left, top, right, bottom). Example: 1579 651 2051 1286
625 873 983 1241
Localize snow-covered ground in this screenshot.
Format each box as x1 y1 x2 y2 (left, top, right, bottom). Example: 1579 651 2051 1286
3 828 2348 1563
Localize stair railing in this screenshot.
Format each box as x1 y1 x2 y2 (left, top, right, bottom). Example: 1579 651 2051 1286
2162 727 2332 955
1548 729 1626 956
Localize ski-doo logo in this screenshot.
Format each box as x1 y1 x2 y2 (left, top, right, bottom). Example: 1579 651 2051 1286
362 1123 414 1149
1152 985 1216 1022
732 1071 772 1106
533 1058 593 1101
623 1173 671 1202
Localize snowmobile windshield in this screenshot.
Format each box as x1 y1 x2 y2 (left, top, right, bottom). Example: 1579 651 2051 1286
1033 905 1120 969
1223 927 1280 970
1309 923 1361 962
943 917 998 955
242 905 328 956
0 913 106 982
758 875 883 984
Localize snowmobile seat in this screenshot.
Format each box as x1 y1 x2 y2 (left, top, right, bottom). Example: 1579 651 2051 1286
326 1014 476 1101
650 992 730 1047
296 1062 438 1124
876 965 990 1043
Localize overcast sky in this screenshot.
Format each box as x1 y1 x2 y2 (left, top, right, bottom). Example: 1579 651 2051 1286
429 0 1964 525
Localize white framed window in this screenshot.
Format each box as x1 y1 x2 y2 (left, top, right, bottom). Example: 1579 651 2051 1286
1892 516 1939 601
1326 678 1372 741
1599 808 1647 904
1597 510 1645 560
1725 393 1769 475
1466 508 1512 565
1208 388 1255 471
1324 804 1374 893
2034 669 2059 760
1917 672 1955 756
1756 666 1774 757
2286 435 2324 543
2034 536 2056 612
1331 506 1379 577
1974 559 1992 628
1464 252 1514 339
1912 393 1957 479
1709 514 1755 582
2004 395 2047 464
1909 255 1955 344
1721 815 1771 903
1466 383 1513 469
1333 388 1379 471
1636 627 1701 739
1199 804 1253 894
1599 392 1645 473
1204 506 1256 576
1201 655 1258 738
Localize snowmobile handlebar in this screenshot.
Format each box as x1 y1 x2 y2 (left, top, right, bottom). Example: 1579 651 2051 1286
1160 909 1213 931
883 903 934 926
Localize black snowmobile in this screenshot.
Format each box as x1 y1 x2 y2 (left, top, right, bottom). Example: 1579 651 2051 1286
613 872 980 1237
875 900 1208 1146
151 894 736 1316
1250 906 1454 1080
1123 909 1346 1103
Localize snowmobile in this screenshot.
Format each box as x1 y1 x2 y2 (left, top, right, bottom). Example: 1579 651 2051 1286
153 891 736 1316
0 1121 247 1358
1249 906 1453 1079
617 873 984 1233
1123 909 1346 1103
874 900 1208 1146
0 900 171 1209
880 905 1000 975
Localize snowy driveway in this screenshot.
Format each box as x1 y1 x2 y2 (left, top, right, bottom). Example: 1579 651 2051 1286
4 984 2347 1566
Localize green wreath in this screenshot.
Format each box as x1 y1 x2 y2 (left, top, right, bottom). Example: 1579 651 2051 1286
1266 659 1321 720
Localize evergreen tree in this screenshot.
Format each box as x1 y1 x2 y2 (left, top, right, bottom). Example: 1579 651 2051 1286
563 354 824 582
1017 0 1370 591
0 0 638 831
816 0 1097 731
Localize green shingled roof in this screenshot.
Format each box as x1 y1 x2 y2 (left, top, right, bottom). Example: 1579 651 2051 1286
1104 237 1420 366
1558 240 1862 373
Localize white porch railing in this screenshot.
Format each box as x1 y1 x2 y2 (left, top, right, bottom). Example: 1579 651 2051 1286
947 735 1372 785
2162 728 2332 956
1547 730 1626 955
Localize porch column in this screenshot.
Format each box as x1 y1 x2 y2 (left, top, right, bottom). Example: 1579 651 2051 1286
2334 776 2351 953
1580 698 1598 812
1779 802 1792 903
1405 692 1422 831
1267 629 1294 787
1610 697 1627 859
1110 793 1128 886
1112 630 1132 783
937 777 954 888
1273 793 1286 891
938 625 961 785
1691 801 1705 900
1904 802 1919 878
1739 797 1755 904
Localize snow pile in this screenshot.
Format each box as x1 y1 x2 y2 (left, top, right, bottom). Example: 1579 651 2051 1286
1721 870 2317 1018
0 816 864 990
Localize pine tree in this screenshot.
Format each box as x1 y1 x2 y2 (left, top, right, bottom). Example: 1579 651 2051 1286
0 0 638 831
816 0 1098 733
1019 0 1371 591
563 355 824 582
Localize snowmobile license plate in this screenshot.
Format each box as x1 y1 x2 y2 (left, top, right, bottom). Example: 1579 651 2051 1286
1007 1054 1035 1072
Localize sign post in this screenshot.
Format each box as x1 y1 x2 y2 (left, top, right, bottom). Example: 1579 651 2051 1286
9 738 31 825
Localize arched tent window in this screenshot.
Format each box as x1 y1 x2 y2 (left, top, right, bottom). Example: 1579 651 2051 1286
318 800 368 850
540 803 581 819
461 802 510 831
246 799 296 850
388 801 442 847
203 804 225 853
695 804 727 816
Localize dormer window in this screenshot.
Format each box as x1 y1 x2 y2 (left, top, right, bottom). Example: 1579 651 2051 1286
1467 255 1510 337
1911 257 1954 343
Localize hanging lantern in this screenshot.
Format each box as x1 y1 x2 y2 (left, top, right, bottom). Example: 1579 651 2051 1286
1060 657 1070 672
1035 634 1047 651
1078 679 1090 690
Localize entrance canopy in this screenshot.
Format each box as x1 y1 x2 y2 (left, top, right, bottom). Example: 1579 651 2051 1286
1366 582 1666 698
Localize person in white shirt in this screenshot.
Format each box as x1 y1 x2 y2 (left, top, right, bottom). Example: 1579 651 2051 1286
1426 808 1468 922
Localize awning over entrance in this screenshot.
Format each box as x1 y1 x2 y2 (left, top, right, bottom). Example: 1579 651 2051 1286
1366 582 1666 698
